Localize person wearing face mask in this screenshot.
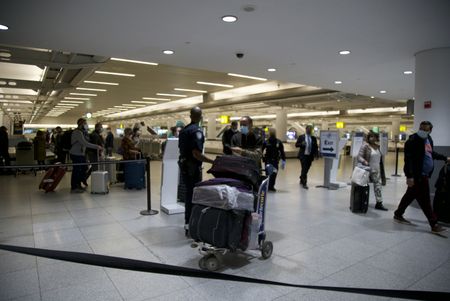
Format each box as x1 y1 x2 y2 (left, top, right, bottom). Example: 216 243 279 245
222 121 239 155
357 131 388 211
295 125 319 189
262 128 286 192
69 118 102 193
121 128 141 160
230 116 263 169
394 121 450 234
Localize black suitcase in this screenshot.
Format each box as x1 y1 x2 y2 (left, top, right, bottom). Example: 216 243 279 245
433 163 450 223
350 184 369 213
189 205 245 251
207 155 260 188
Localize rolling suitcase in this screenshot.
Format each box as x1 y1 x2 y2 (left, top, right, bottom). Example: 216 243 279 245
39 166 66 192
91 151 109 194
189 205 245 251
105 156 117 184
124 154 145 190
350 183 369 213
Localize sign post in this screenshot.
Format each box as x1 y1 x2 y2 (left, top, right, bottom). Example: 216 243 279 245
317 131 348 190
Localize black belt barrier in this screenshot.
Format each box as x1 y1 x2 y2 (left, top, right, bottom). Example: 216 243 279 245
0 244 448 301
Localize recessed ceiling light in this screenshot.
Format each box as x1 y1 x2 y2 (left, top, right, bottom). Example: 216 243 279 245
267 68 276 72
222 15 238 23
70 92 97 96
403 71 413 75
227 73 267 81
86 113 92 119
84 80 119 86
0 81 6 85
334 81 342 84
156 93 187 97
111 57 158 66
0 52 11 58
8 81 17 86
76 87 107 92
339 50 351 55
131 100 157 104
94 71 135 77
174 88 208 93
142 97 171 101
379 90 387 94
0 24 8 30
163 50 174 55
197 81 234 88
370 96 375 99
61 100 84 104
64 97 90 100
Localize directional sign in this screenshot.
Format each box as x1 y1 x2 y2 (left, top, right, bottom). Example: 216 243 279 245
320 131 339 158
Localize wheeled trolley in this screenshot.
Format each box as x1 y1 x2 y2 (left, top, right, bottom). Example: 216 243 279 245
190 165 274 271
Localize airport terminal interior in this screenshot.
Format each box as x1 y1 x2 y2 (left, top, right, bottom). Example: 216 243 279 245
0 1 450 300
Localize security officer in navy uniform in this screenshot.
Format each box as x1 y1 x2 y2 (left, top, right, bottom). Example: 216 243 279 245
178 107 214 236
263 128 286 191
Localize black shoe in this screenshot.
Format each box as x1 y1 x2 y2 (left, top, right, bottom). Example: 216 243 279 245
393 215 412 225
302 184 309 189
375 203 388 211
268 187 276 192
82 181 88 187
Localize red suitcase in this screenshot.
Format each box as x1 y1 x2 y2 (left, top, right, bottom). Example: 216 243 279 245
39 166 66 192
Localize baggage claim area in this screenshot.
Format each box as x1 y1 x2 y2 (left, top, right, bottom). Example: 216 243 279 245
1 2 450 301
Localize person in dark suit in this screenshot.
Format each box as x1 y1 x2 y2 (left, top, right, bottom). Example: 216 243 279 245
295 125 318 189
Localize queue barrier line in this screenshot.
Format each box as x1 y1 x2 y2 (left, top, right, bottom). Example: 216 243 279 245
0 244 448 301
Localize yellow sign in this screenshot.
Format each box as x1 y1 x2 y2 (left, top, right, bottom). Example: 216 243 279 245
336 121 345 129
119 123 124 129
220 115 230 124
399 125 406 132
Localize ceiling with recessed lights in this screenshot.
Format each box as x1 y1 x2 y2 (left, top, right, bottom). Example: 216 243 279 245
0 0 448 125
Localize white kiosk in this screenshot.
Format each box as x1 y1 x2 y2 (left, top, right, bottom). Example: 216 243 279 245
160 138 185 214
317 131 348 190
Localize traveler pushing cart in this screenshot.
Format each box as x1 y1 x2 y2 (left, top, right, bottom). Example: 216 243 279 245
189 155 274 271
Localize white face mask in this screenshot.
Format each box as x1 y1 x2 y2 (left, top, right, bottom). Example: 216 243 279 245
417 130 429 139
83 124 89 131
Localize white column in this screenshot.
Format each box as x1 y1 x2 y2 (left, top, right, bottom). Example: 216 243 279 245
206 114 217 140
391 117 401 140
275 109 287 142
415 48 450 146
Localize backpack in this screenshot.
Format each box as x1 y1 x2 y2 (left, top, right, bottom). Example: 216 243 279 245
61 129 73 151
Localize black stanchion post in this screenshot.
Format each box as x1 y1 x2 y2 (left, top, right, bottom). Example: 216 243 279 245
391 144 401 177
140 156 158 216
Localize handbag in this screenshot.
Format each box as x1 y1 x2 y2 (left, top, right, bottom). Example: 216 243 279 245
351 166 370 186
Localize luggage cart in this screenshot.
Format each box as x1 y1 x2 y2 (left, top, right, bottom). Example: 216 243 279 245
191 165 275 271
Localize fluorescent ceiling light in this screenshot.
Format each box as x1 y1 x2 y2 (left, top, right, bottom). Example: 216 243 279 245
370 96 375 99
348 107 406 114
403 71 413 75
0 62 46 81
56 103 78 106
287 111 340 117
222 15 237 23
94 71 135 77
334 81 342 84
162 50 174 55
339 50 351 55
123 103 144 107
227 73 267 81
156 93 187 97
0 52 12 58
379 90 387 94
111 57 158 65
197 81 234 88
131 100 157 104
84 80 118 86
70 92 97 96
142 97 171 101
76 87 107 92
8 81 16 86
0 24 9 30
64 97 90 100
0 81 6 85
267 68 276 72
0 100 33 104
0 88 38 95
61 100 84 104
174 88 207 93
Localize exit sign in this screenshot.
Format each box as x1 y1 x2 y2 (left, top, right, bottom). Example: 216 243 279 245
424 100 432 109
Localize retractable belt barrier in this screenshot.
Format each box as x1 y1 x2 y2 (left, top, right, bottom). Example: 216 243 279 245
0 244 448 301
0 158 158 216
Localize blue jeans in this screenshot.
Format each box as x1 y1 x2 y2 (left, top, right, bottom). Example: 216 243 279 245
70 154 87 190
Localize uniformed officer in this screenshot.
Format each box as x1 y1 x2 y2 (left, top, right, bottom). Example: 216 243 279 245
263 128 286 191
178 106 214 235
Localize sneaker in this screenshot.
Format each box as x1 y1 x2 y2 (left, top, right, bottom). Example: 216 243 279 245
375 203 388 211
431 224 447 234
393 214 412 224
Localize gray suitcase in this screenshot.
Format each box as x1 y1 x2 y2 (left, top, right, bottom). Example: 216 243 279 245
105 156 117 184
91 151 109 194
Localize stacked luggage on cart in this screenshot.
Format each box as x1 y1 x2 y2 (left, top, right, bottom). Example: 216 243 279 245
189 155 273 271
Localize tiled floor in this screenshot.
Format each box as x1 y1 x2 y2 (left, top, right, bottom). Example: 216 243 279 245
1 153 449 301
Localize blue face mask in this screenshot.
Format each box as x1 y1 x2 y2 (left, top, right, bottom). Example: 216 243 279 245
240 126 249 135
417 130 429 139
